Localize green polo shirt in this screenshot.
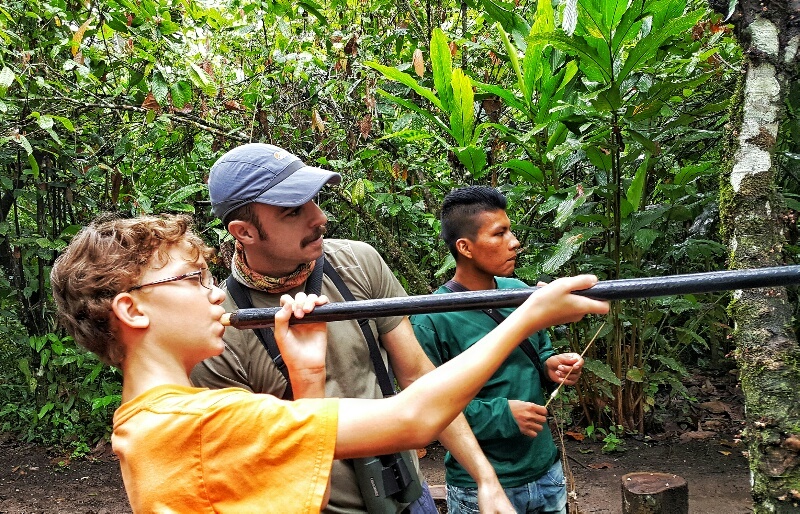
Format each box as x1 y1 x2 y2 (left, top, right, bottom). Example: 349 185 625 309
411 277 558 488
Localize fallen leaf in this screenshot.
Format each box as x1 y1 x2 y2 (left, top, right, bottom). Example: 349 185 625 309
416 448 427 459
700 379 718 395
702 419 726 431
719 451 731 456
698 401 730 414
783 435 800 452
679 430 716 443
565 430 585 441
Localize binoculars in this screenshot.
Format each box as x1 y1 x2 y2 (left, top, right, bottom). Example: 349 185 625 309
354 452 423 509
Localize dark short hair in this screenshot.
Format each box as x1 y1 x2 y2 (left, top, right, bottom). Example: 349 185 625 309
50 214 214 367
440 186 507 259
226 202 268 240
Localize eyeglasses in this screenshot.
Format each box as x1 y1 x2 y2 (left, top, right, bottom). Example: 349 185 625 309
126 268 217 293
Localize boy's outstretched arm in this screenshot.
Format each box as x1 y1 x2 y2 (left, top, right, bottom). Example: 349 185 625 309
272 275 608 460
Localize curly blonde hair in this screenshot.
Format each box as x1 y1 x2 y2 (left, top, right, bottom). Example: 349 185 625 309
50 214 214 367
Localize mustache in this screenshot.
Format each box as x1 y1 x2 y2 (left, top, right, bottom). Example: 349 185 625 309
301 225 327 247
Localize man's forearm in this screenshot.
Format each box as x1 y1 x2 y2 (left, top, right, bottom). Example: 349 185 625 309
438 414 515 513
437 413 503 487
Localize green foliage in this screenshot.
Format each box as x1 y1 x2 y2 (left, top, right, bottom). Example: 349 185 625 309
586 423 626 453
366 27 490 173
0 332 120 447
0 0 746 447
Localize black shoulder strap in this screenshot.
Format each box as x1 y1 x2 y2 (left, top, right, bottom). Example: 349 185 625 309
225 275 294 400
306 255 325 296
325 260 396 397
444 279 549 385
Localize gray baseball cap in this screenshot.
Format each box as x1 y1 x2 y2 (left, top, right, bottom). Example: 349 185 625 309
208 143 341 224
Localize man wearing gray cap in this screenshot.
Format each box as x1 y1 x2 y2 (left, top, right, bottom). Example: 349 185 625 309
191 143 514 514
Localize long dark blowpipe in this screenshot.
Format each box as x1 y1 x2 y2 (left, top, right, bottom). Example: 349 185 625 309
220 265 800 329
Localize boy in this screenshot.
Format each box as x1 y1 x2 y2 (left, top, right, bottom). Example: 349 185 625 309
50 214 608 513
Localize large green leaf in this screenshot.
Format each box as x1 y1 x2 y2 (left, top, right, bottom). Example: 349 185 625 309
374 89 451 137
626 367 645 383
553 193 588 228
170 80 192 109
524 0 556 99
501 159 544 184
158 183 207 208
626 158 647 213
365 61 443 111
584 358 622 386
650 0 689 33
497 24 526 104
603 0 629 38
542 227 602 273
610 2 646 57
150 70 170 106
449 69 475 147
430 28 453 114
654 354 688 375
469 0 530 49
473 81 526 113
529 33 611 83
632 228 660 251
616 10 704 85
187 62 217 97
454 145 487 174
577 0 612 43
298 0 327 23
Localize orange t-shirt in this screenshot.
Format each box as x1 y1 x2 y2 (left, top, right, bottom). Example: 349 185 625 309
112 385 338 513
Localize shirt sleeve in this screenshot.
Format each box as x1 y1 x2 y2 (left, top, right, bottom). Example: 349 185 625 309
410 316 445 366
534 329 556 374
329 240 407 336
463 397 521 440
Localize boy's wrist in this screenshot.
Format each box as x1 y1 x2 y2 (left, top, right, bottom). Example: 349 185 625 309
287 366 327 398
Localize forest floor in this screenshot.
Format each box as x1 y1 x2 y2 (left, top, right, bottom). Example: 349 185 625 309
0 367 753 513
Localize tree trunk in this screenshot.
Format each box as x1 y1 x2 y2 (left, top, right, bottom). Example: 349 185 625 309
720 1 800 511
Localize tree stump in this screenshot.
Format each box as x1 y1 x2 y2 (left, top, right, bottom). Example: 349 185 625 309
621 472 688 514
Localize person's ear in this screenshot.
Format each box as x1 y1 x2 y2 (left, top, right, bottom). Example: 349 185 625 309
111 293 150 329
455 238 473 260
228 220 259 245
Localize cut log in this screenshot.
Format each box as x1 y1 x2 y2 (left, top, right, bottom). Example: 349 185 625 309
621 472 688 514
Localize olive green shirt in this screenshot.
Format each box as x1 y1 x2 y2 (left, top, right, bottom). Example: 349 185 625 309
191 239 419 513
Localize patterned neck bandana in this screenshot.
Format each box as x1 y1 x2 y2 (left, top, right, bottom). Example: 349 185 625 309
231 240 315 294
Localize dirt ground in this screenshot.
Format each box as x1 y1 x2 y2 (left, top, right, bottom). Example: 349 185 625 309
0 368 753 513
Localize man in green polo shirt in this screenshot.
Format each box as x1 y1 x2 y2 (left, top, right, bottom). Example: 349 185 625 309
412 186 585 514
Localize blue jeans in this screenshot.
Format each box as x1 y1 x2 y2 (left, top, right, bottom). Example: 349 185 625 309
446 460 567 514
403 481 439 514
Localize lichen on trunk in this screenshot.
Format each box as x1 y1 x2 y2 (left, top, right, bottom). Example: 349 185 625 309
722 2 800 510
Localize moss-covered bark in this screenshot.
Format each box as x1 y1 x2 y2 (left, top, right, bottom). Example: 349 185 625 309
721 0 800 510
